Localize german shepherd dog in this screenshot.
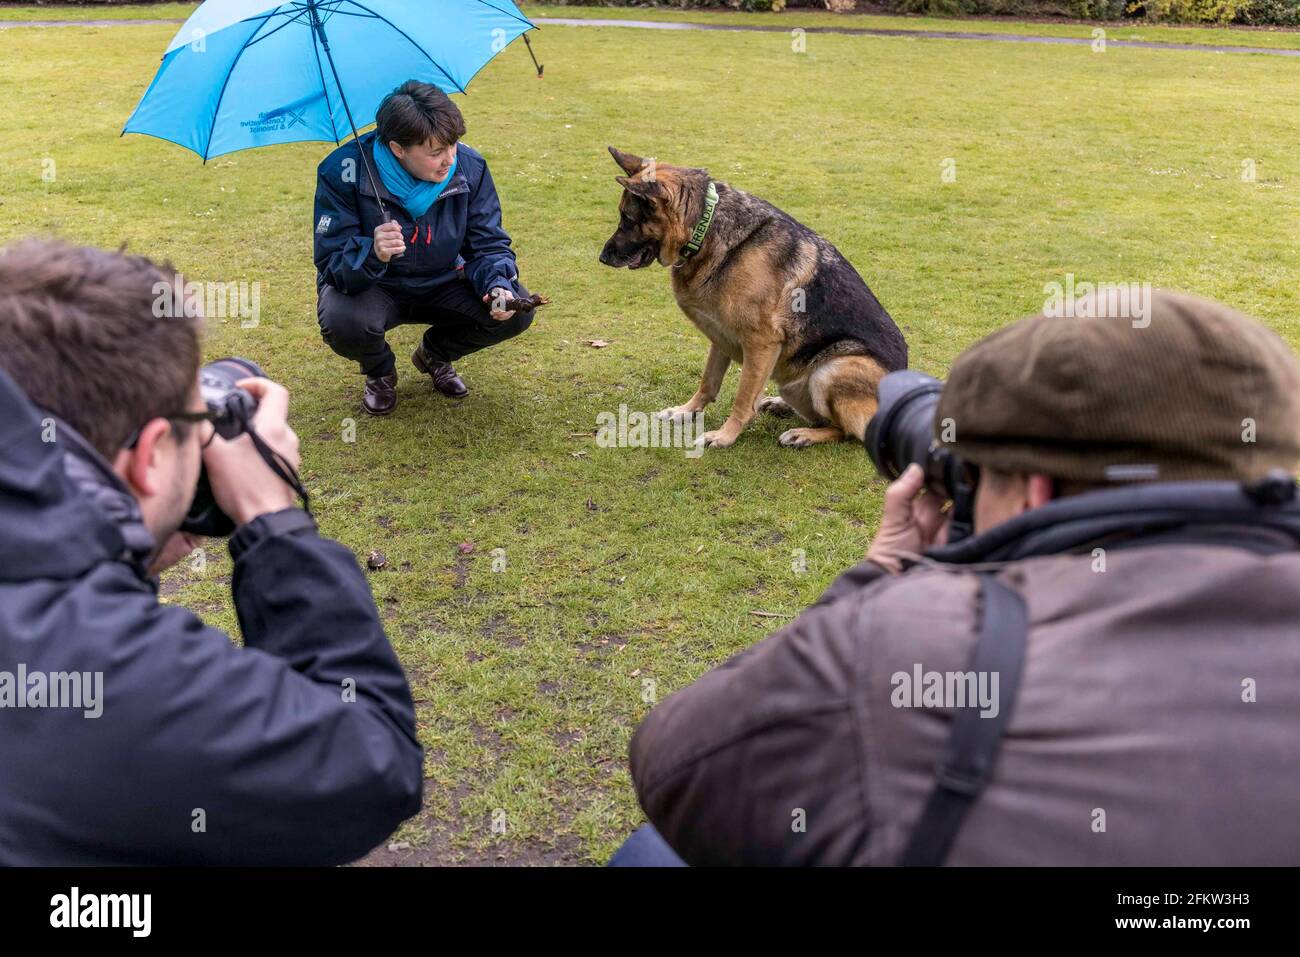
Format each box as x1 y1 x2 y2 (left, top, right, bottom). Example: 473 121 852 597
599 147 907 449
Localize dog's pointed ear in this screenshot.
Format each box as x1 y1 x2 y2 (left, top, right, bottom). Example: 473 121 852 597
615 174 663 200
608 146 645 175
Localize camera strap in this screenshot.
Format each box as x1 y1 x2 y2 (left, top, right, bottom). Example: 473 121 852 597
245 425 312 517
898 573 1028 866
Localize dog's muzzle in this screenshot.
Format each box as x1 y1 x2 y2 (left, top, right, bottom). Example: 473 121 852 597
599 241 658 269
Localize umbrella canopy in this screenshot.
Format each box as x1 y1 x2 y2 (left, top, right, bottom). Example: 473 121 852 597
123 0 535 161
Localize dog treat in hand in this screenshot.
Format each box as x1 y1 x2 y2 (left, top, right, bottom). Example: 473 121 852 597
502 293 551 313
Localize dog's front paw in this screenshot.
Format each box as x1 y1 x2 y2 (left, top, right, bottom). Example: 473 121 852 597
779 428 817 448
657 405 701 423
779 427 842 448
756 395 794 417
695 429 737 450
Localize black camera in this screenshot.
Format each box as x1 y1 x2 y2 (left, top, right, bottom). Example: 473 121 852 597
864 370 977 543
180 356 303 538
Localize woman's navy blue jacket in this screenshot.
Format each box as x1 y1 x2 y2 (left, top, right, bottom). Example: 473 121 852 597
313 131 518 300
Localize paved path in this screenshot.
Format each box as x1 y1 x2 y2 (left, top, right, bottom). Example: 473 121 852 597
3 12 1299 58
536 16 1300 57
0 17 181 27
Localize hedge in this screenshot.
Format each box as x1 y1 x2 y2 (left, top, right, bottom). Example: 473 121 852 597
15 0 1300 27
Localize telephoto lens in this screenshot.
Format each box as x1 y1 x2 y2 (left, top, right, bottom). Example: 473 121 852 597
180 357 265 537
864 370 977 543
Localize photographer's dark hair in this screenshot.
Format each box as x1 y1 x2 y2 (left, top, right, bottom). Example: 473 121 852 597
0 238 203 460
375 80 466 149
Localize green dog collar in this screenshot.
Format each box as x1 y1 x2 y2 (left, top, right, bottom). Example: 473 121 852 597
678 181 718 262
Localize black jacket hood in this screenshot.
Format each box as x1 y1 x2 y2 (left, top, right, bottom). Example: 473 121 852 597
0 367 147 582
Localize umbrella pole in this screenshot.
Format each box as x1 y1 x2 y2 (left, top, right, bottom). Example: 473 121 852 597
523 33 543 78
308 1 390 222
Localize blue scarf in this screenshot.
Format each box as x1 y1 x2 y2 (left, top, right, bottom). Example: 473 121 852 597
371 138 458 218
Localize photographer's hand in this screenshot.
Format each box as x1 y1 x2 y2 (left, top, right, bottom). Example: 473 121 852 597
865 463 950 574
203 377 301 527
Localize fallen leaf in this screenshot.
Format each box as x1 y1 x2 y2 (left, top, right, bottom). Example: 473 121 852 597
586 339 609 348
457 542 475 555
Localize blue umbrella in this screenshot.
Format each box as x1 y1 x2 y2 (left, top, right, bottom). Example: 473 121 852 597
123 0 537 213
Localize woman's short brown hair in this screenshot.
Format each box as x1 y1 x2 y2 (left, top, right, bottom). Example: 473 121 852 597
375 80 466 149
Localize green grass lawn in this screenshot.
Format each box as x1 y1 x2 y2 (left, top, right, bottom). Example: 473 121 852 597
1 13 1299 864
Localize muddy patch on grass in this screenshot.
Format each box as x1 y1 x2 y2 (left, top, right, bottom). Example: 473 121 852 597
356 829 584 866
452 550 471 589
553 728 585 750
469 720 505 750
353 738 592 866
481 613 526 647
158 569 230 598
576 635 628 658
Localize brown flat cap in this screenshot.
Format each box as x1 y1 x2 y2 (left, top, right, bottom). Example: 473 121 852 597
935 289 1300 484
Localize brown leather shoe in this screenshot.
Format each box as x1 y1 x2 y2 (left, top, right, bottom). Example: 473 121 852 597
363 372 398 416
412 345 469 398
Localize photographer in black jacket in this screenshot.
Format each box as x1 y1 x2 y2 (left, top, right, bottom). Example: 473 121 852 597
0 238 423 865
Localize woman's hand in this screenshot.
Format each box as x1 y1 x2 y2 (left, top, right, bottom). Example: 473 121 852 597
373 221 406 263
483 287 516 322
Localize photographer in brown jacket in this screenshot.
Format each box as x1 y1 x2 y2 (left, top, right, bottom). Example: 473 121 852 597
625 290 1300 866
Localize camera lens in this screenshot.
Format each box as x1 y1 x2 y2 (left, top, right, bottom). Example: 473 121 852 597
865 370 945 484
200 357 264 440
865 370 977 543
180 357 266 538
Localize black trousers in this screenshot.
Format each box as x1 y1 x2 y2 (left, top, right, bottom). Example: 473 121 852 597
317 276 533 377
